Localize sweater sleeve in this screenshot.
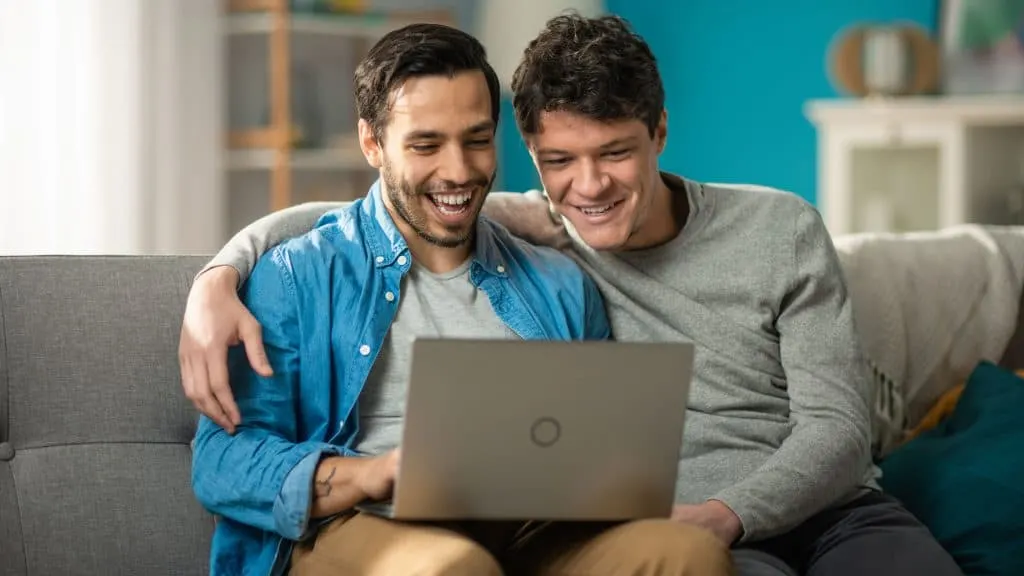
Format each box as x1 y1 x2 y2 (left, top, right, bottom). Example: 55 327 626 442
481 191 571 250
202 192 567 287
711 203 874 543
201 201 348 287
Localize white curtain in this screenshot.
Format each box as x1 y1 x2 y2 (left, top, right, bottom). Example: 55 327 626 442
0 0 225 255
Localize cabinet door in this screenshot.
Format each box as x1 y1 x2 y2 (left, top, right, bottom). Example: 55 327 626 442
818 122 956 235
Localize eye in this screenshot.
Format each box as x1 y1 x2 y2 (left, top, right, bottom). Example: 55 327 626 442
541 157 571 167
410 144 438 154
603 149 631 160
467 138 493 148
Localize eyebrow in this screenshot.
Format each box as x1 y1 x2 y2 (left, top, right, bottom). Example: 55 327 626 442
405 120 496 141
536 137 639 156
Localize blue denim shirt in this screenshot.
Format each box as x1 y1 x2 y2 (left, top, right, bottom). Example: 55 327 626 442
190 182 610 575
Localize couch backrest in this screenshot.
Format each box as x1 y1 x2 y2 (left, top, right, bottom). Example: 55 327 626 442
0 256 213 576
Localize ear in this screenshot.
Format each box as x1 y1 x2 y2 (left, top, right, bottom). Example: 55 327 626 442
654 109 668 154
358 119 383 169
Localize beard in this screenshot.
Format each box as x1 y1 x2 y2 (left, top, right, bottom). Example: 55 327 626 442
381 159 494 249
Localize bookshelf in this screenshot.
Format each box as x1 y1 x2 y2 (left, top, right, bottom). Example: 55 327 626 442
223 0 454 213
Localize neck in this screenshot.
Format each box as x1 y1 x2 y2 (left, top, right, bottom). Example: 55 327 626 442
625 173 685 250
383 203 474 274
404 233 473 274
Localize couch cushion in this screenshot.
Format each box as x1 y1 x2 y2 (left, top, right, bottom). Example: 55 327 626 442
879 361 1024 576
833 225 1024 457
998 286 1024 370
0 256 213 575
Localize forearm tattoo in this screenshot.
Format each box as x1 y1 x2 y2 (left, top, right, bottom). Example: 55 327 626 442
315 466 336 498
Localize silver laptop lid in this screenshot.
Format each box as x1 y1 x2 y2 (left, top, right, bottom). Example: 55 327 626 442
392 338 694 520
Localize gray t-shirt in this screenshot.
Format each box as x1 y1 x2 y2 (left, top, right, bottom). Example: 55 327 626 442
352 259 518 456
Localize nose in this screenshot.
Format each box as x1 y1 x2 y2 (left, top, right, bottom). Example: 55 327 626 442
438 144 472 185
574 159 610 198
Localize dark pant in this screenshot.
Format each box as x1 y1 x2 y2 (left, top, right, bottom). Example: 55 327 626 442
732 490 963 576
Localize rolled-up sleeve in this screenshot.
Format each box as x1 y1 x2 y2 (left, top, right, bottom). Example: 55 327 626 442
191 248 344 540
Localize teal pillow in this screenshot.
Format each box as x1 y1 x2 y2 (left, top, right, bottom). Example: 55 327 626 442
879 361 1024 576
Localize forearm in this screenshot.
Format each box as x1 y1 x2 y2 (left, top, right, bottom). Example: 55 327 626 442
717 202 873 542
711 417 870 542
309 455 372 518
202 201 345 286
191 419 341 538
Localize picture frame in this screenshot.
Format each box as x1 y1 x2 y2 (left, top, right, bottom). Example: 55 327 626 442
940 0 1024 94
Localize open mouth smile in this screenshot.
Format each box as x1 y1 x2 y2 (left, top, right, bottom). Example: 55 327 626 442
426 191 475 223
576 199 625 218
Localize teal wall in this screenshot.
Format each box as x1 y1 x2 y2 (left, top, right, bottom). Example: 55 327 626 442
497 96 540 192
498 0 940 203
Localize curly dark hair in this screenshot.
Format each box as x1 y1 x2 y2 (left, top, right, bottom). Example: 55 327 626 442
354 23 501 142
511 13 664 137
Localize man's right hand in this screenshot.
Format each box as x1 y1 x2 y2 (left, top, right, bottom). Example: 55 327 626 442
356 449 401 500
311 450 401 518
179 266 273 434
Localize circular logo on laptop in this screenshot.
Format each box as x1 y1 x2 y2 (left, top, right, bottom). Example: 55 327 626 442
530 417 561 447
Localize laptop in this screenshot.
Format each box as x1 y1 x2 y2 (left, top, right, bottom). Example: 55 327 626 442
356 338 694 521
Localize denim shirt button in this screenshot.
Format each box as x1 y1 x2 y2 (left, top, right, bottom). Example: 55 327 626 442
397 255 408 266
358 344 371 356
375 256 384 264
496 265 506 274
384 291 395 302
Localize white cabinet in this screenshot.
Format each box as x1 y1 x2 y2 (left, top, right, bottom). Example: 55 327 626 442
805 97 1024 235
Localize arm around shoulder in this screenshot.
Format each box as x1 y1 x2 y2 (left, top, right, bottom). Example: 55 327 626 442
201 201 348 287
482 191 570 250
190 250 345 539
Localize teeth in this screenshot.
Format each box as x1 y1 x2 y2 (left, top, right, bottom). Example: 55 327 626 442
429 192 472 206
581 203 615 216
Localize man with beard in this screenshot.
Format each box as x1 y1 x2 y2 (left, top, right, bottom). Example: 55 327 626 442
189 22 732 576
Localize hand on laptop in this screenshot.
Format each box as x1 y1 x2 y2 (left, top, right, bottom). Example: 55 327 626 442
309 450 401 519
356 449 401 501
671 500 743 545
179 265 271 434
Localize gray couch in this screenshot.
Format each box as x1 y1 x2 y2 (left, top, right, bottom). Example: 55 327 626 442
2 254 1022 575
0 256 212 576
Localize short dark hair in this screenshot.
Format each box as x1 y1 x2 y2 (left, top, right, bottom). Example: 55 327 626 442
511 14 664 137
354 23 501 142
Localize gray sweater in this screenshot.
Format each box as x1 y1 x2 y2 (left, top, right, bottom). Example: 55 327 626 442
205 173 877 543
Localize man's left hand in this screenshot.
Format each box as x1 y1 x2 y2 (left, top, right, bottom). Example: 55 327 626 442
671 500 743 545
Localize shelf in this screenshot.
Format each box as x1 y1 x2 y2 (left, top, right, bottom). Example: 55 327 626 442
807 95 1024 236
227 128 280 149
222 4 453 211
225 12 414 39
806 95 1024 127
228 148 370 171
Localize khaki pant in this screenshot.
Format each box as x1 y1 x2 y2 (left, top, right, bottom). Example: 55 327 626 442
291 512 734 576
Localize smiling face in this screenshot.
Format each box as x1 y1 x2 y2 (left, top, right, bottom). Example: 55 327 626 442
359 70 497 251
529 110 676 251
